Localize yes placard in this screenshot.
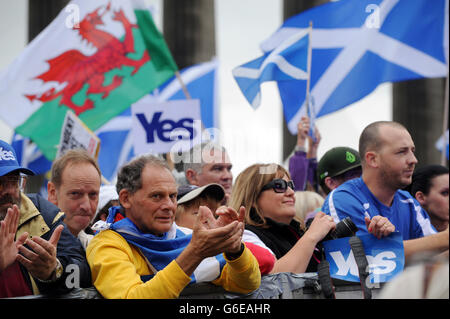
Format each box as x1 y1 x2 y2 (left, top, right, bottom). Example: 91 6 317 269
131 98 202 155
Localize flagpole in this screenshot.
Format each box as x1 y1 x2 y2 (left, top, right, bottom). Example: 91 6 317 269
441 72 449 166
305 21 313 118
174 69 206 134
167 70 196 171
175 70 192 99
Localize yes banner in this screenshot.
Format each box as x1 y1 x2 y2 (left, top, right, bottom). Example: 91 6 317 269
131 98 202 155
322 232 404 284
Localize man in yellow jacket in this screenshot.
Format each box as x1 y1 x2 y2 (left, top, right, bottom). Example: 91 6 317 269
86 155 261 299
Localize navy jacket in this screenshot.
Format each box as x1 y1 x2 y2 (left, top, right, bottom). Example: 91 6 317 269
18 194 92 295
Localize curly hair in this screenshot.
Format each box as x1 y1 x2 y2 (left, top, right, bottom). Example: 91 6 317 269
116 155 170 195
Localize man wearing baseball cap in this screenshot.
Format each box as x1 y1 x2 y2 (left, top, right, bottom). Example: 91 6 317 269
0 139 91 297
317 146 362 195
175 183 226 229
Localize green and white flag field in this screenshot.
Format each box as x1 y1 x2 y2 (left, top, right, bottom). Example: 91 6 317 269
0 0 177 160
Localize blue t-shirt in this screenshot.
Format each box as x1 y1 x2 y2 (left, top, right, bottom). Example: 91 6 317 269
322 177 437 240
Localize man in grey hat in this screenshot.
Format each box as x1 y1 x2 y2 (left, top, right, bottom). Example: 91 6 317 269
0 139 91 297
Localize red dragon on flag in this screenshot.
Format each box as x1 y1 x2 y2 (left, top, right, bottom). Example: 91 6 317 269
25 3 149 115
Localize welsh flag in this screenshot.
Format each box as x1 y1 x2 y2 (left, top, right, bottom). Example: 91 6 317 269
0 0 177 160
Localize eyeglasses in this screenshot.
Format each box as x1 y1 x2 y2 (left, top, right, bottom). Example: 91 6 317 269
0 175 26 192
260 179 295 194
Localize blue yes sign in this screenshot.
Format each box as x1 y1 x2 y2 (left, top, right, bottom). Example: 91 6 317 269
131 98 202 155
322 232 404 284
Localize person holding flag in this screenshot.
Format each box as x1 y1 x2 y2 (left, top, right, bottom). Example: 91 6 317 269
288 116 321 192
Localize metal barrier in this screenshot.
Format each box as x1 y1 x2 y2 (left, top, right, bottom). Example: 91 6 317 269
10 272 384 299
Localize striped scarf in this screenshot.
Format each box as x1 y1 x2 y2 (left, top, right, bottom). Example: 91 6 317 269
109 210 226 284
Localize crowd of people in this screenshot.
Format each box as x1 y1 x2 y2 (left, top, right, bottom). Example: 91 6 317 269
0 118 448 299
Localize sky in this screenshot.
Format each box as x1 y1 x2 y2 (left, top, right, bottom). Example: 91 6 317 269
0 0 392 178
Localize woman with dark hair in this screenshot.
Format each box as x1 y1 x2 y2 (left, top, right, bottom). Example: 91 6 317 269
229 163 336 274
407 165 449 232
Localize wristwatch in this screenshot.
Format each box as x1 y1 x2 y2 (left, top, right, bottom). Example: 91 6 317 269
36 258 63 283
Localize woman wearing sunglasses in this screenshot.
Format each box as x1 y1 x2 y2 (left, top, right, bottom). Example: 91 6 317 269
229 163 336 274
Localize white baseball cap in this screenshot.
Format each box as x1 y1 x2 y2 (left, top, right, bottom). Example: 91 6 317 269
95 184 119 216
177 183 225 205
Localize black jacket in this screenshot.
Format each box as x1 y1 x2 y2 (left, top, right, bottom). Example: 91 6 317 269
18 194 92 295
245 216 320 273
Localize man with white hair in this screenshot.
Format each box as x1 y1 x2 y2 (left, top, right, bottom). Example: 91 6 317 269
183 142 233 204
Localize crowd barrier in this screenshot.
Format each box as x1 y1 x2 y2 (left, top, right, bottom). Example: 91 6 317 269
11 272 384 299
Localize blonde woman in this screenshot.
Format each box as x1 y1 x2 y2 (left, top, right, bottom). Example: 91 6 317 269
229 163 335 274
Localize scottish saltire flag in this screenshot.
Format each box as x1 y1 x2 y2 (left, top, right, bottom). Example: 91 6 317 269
322 232 404 283
150 59 220 129
260 0 449 134
435 129 449 160
232 30 309 108
11 134 52 176
11 60 219 183
0 0 177 160
94 108 134 182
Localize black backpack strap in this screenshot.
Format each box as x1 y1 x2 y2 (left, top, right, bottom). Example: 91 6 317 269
317 258 336 299
349 236 372 299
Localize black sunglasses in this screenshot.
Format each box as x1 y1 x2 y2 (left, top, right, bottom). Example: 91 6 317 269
260 179 295 193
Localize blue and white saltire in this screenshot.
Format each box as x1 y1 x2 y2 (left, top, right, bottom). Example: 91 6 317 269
11 133 52 176
94 108 135 183
260 0 449 134
150 58 220 130
435 129 449 160
232 30 309 109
